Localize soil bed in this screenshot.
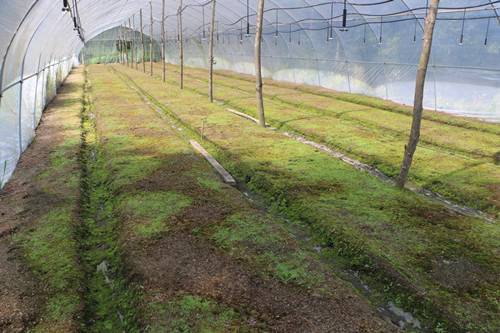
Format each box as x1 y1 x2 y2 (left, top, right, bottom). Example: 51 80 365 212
1 63 498 332
112 62 499 332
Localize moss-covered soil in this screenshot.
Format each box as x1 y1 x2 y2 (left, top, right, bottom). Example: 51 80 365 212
0 69 85 331
1 65 404 332
1 62 498 332
149 62 500 216
109 62 499 332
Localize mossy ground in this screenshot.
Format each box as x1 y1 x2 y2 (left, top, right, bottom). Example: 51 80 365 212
86 64 392 332
150 62 499 215
0 69 86 331
111 62 499 332
1 62 497 332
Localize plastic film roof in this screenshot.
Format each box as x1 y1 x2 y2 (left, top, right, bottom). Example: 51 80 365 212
1 0 500 188
2 1 500 88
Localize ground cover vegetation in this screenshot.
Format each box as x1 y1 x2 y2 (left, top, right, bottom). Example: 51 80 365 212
110 62 500 332
0 69 86 331
1 65 401 332
150 62 500 216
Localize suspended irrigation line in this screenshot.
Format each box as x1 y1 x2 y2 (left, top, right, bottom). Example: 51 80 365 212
115 0 499 49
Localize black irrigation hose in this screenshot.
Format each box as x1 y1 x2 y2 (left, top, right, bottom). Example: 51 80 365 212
178 13 499 39
122 1 499 42
127 0 500 30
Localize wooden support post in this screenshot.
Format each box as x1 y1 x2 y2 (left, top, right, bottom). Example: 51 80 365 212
133 15 137 69
396 0 440 188
129 19 133 66
255 0 266 127
162 0 166 82
178 0 184 89
141 9 145 72
150 1 154 76
209 0 216 102
120 25 124 64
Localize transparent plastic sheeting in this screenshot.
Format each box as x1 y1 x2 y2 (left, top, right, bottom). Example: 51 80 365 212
1 0 500 189
0 58 74 188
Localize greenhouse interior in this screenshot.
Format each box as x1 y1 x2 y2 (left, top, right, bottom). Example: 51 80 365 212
0 0 499 331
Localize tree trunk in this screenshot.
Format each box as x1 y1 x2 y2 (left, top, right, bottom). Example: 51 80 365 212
130 19 135 67
133 16 137 69
395 0 440 188
162 0 166 82
141 9 145 72
255 0 265 127
179 0 184 89
209 0 216 102
150 2 154 76
118 25 122 64
127 20 130 67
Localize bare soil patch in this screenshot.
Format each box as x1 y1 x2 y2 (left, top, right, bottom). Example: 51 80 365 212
128 231 392 332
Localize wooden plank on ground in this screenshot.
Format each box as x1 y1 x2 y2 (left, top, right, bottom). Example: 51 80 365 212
189 139 236 185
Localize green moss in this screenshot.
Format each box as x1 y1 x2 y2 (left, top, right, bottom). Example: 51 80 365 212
14 208 83 328
196 176 222 190
10 69 86 331
151 63 499 214
110 63 500 331
118 191 191 238
79 67 140 332
147 293 250 332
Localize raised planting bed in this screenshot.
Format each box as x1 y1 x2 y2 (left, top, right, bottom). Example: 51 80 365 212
112 62 500 332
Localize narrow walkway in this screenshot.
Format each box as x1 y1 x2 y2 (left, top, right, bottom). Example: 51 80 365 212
0 68 84 331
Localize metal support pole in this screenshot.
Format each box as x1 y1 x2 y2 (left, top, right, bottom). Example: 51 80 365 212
40 64 46 112
18 81 23 153
33 54 42 129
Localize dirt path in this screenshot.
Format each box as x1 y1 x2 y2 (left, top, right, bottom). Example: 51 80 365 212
0 68 84 331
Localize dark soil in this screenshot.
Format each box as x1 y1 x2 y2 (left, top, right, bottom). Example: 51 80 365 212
0 71 84 331
128 231 390 332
